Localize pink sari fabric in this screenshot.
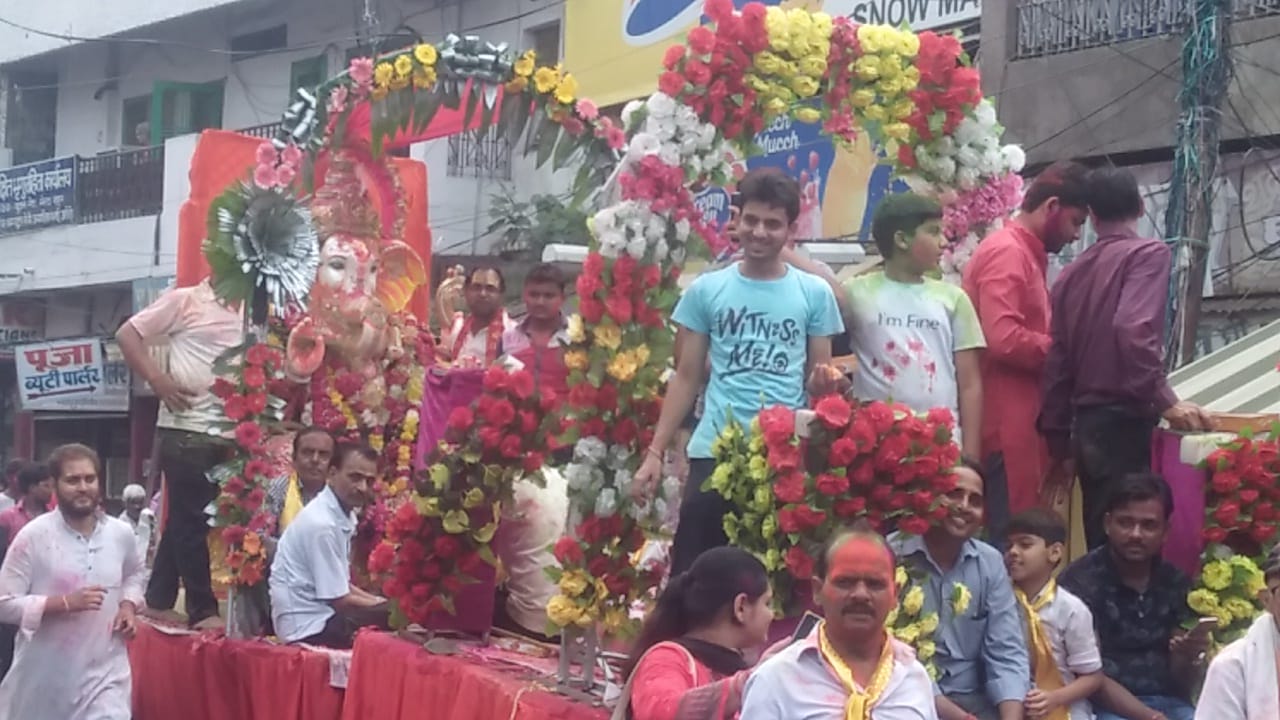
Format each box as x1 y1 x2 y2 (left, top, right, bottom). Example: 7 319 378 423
413 367 487 468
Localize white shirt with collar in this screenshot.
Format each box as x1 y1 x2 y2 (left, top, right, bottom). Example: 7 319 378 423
268 486 356 643
741 626 938 719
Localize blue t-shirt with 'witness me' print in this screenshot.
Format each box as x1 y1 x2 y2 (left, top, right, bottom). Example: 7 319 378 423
673 263 844 459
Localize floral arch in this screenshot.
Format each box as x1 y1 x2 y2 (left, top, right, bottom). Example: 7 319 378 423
200 0 1026 637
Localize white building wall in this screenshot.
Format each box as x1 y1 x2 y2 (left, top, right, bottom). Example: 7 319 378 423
3 0 573 290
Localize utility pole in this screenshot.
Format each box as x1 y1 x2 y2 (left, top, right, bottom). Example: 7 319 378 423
1165 0 1233 366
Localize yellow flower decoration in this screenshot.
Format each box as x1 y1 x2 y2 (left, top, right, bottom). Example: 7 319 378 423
564 350 589 371
413 43 438 67
1188 588 1221 615
394 54 413 79
533 66 559 95
902 585 925 616
894 622 921 643
950 583 972 615
1224 596 1258 622
566 314 587 343
506 77 528 94
633 343 651 367
373 61 395 89
884 123 912 142
607 352 638 383
554 73 578 105
413 69 437 90
919 612 939 635
917 639 936 661
514 50 536 78
1201 561 1232 591
895 566 909 589
559 571 590 597
790 75 819 98
593 322 622 350
547 594 580 627
369 434 385 451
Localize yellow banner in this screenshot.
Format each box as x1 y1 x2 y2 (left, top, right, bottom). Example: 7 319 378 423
563 0 692 108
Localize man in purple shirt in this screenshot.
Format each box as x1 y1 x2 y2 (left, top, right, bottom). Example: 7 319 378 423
1039 166 1213 549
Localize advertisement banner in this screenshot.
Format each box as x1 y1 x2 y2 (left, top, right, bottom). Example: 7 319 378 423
568 0 978 242
15 337 130 412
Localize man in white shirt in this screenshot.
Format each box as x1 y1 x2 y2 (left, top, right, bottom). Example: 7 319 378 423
742 525 937 719
1195 544 1280 720
0 443 146 720
117 279 243 627
269 441 389 648
0 460 23 513
118 483 156 566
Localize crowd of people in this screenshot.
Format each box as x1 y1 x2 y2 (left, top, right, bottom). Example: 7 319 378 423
0 159 1270 720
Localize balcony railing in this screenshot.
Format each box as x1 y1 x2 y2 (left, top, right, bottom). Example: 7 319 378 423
1015 0 1280 58
239 121 283 140
76 147 165 224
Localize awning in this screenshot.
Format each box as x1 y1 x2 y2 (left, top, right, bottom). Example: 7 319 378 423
1169 318 1280 413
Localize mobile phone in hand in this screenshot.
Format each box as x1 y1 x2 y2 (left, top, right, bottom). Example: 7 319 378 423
791 611 822 642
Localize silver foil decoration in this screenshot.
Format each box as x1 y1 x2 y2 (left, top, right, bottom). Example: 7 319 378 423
219 193 319 316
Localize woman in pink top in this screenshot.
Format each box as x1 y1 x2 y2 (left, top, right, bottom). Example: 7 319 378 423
616 547 774 720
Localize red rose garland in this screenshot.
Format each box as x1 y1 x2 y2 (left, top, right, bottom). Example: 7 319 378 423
1202 431 1280 551
208 341 287 586
710 397 958 613
368 366 557 626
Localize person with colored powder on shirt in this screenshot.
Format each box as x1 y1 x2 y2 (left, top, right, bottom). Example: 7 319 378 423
1038 166 1214 549
844 192 985 460
631 167 846 576
741 523 937 719
962 160 1091 548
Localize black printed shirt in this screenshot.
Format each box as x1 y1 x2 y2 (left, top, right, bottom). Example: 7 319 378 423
1058 547 1192 698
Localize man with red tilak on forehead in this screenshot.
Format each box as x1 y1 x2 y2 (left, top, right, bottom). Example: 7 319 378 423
439 265 517 368
740 524 937 719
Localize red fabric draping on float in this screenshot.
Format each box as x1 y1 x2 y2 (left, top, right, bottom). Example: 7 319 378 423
341 631 606 720
129 623 344 720
174 129 433 321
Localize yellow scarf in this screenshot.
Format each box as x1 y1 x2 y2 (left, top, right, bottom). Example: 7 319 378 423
279 474 305 532
1015 580 1069 720
817 623 897 720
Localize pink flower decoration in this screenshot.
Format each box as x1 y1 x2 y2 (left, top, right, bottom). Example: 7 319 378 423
253 164 279 189
349 58 374 87
575 99 599 121
561 116 585 136
327 85 349 114
280 144 303 169
604 126 627 151
275 164 297 187
255 142 278 166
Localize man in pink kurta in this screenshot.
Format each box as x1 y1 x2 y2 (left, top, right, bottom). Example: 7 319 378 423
962 161 1090 544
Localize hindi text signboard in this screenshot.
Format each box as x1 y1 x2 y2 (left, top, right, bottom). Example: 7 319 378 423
0 156 78 236
15 337 130 412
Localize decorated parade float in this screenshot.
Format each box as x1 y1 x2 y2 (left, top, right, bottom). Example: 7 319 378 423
136 1 1277 716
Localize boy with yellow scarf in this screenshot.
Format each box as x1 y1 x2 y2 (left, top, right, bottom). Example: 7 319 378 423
1004 509 1103 720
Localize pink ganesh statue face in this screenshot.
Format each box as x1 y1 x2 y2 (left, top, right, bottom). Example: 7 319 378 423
285 152 425 381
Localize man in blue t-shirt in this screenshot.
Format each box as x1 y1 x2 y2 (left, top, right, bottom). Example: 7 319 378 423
633 168 846 575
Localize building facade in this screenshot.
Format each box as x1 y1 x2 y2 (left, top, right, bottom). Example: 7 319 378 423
0 0 568 484
983 0 1280 355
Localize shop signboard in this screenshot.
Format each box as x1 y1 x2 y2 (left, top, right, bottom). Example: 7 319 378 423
0 156 78 235
15 337 130 412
